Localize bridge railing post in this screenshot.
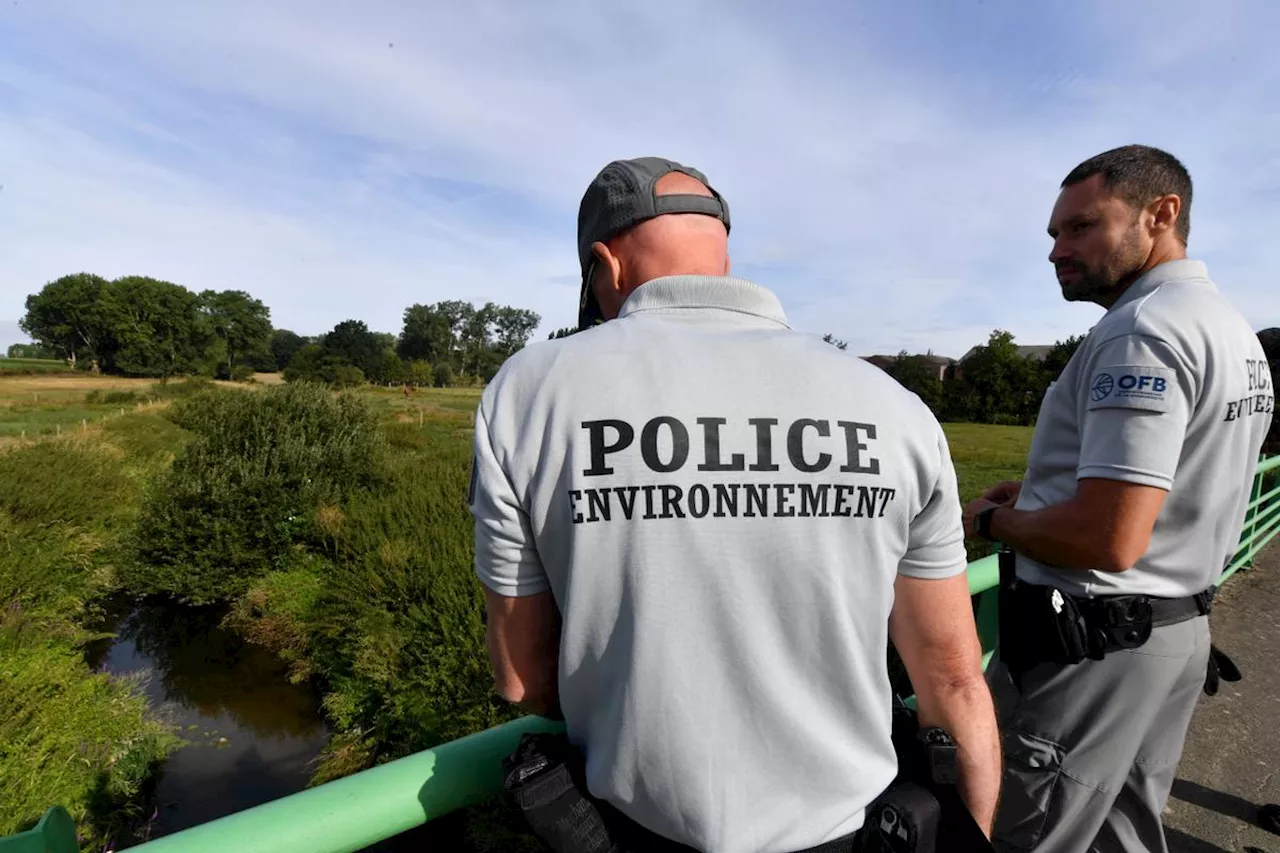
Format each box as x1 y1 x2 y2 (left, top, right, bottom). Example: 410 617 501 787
1243 454 1265 571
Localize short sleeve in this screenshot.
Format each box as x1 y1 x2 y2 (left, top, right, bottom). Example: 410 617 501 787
899 420 969 580
470 392 549 597
1077 333 1193 490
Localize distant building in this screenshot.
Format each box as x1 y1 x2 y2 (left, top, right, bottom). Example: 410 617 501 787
860 353 955 381
958 344 1055 363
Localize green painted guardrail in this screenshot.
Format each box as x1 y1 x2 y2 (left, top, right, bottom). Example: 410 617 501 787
5 455 1278 853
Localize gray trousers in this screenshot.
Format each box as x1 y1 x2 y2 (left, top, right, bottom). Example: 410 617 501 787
986 615 1211 853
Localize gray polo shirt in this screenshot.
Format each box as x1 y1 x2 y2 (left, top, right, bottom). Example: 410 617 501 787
1015 259 1274 599
470 276 969 853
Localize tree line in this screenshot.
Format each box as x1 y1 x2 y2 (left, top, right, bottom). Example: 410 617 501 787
16 273 541 387
826 329 1084 426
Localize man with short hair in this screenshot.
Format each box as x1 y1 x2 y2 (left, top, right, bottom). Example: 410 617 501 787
471 156 1002 852
964 144 1275 852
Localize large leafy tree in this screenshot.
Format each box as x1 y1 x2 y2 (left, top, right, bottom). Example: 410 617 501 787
270 329 308 372
20 273 109 366
199 290 273 374
321 320 382 379
397 304 454 363
886 352 945 416
97 276 213 377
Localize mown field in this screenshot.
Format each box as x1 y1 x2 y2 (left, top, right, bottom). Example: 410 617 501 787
0 371 1032 850
0 357 74 376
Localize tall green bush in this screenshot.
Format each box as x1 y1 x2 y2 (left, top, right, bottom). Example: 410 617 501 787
128 383 387 604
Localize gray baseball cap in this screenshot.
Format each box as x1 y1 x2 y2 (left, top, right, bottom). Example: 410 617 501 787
576 157 731 330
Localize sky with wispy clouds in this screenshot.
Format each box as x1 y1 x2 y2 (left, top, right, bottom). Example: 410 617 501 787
2 1 1277 359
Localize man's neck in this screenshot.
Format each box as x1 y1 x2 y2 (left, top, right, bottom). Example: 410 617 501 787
1096 243 1188 309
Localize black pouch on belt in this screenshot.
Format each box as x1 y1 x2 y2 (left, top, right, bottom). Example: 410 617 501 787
998 548 1094 671
501 732 619 853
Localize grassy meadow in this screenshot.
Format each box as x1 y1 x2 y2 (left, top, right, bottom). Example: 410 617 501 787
0 370 1032 850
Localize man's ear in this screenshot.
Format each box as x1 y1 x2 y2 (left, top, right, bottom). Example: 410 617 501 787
1148 194 1181 238
590 241 625 318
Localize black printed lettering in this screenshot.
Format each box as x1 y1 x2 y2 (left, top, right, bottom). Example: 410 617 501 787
659 484 685 519
582 419 635 476
714 483 739 517
697 417 746 471
688 484 711 518
855 486 879 517
1225 401 1238 422
837 421 880 474
568 481 898 524
774 483 796 517
787 419 832 473
641 417 690 473
587 489 611 522
744 483 769 517
613 486 640 520
748 418 781 471
797 483 831 517
833 484 855 517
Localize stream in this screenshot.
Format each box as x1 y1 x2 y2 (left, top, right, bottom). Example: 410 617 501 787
85 598 333 849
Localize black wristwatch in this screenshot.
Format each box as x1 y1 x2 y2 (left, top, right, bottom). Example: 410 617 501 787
975 505 1000 541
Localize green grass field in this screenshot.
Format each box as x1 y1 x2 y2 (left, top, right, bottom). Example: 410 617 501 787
0 357 74 375
0 371 1035 849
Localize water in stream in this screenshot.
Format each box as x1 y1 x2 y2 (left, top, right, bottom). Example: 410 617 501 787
85 597 332 848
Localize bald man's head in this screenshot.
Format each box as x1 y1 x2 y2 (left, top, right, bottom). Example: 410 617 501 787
587 171 731 322
575 157 731 329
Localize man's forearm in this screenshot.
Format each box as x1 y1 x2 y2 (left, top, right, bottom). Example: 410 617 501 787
917 680 1003 836
989 501 1111 572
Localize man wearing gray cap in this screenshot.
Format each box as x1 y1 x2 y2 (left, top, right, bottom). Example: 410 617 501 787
469 156 1001 852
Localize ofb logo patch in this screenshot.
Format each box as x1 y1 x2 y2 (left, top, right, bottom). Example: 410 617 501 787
1090 372 1115 402
1088 364 1175 413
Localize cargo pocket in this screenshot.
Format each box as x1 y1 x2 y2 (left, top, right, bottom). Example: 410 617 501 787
993 729 1065 852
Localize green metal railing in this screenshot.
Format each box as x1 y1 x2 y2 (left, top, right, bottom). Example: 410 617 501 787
6 455 1278 853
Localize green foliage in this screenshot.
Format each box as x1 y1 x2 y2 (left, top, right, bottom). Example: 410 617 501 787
270 329 308 372
547 326 579 340
129 383 387 604
305 442 509 760
0 621 181 845
944 330 1055 425
397 300 540 382
822 332 849 350
6 343 56 359
434 362 455 388
199 289 273 374
885 351 945 415
20 272 108 366
0 420 184 845
322 320 384 379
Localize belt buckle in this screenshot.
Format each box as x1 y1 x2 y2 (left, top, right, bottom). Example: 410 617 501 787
1103 595 1151 625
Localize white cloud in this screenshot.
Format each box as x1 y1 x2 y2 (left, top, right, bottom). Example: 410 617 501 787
1 0 1277 354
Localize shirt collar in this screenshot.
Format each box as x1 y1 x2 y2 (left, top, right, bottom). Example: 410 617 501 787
616 275 791 327
1109 258 1215 312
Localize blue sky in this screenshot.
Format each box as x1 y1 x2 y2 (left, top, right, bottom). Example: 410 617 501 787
2 0 1277 359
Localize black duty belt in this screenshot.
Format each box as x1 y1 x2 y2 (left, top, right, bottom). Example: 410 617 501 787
995 548 1241 696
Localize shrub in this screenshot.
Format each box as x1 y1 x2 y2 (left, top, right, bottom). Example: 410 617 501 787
332 365 365 388
128 383 387 604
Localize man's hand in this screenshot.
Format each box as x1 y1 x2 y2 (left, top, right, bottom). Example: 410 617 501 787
979 480 1022 505
962 497 1000 540
890 572 1003 836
